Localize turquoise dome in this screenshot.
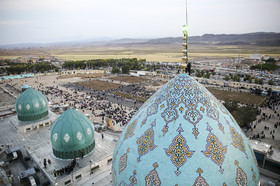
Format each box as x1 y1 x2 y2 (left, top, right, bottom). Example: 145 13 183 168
112 74 259 185
15 88 49 122
50 108 95 159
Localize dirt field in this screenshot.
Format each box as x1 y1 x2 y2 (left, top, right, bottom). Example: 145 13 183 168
2 44 280 62
207 87 265 105
58 73 103 79
113 91 147 102
78 80 120 91
110 76 148 83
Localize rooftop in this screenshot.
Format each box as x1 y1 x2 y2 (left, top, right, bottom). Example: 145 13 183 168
0 115 118 185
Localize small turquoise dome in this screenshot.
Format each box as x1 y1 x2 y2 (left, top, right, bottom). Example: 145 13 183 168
15 88 49 122
112 74 259 185
50 108 95 159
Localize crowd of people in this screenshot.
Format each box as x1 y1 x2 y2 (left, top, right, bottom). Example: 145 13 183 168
37 83 138 128
53 159 77 177
249 93 280 144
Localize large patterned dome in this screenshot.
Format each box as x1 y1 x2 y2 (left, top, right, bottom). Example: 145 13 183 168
15 88 49 122
112 74 259 185
50 108 95 159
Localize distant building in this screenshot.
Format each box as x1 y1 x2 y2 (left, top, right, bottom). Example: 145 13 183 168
129 70 157 77
250 54 263 61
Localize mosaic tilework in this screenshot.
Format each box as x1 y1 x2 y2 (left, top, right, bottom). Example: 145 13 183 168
230 126 248 158
193 168 209 186
112 74 259 185
118 170 137 186
137 121 157 162
251 167 257 184
235 160 247 186
165 124 194 175
123 119 138 141
202 123 227 174
145 163 161 186
119 148 130 173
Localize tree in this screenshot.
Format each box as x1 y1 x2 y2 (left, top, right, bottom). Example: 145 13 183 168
259 79 263 85
268 88 272 96
224 99 239 113
225 75 230 81
233 74 240 82
122 65 130 74
201 70 205 77
268 80 274 85
244 75 250 81
254 78 259 84
248 78 252 84
111 66 120 74
144 66 151 71
264 57 276 63
250 63 279 71
206 71 210 79
196 70 202 77
223 99 257 127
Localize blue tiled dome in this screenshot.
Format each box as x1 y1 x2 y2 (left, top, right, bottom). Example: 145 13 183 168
112 74 259 185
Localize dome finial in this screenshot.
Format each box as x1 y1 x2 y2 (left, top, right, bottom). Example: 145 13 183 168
181 0 191 75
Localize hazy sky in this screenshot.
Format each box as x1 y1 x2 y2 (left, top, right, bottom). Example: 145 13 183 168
0 0 280 45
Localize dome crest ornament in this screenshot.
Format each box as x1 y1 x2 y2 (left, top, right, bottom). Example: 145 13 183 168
87 128 91 135
18 104 22 110
35 102 39 108
53 133 58 142
77 132 82 140
64 133 70 142
26 104 30 110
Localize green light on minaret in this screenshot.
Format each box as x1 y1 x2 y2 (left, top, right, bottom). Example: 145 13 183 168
182 25 188 35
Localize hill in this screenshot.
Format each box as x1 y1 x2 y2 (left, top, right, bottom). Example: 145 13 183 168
140 32 280 46
1 32 280 49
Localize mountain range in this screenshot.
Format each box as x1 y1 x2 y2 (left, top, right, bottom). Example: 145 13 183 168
1 32 280 49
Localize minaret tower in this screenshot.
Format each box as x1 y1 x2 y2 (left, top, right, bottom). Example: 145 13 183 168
182 0 190 74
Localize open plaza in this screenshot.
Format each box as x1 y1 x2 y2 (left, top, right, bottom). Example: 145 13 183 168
0 68 280 186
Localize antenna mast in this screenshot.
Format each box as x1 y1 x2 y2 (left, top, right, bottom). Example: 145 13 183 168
185 0 188 27
182 0 190 74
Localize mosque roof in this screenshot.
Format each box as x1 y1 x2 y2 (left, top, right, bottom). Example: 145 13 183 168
112 73 259 185
21 84 30 89
15 88 48 122
50 108 95 159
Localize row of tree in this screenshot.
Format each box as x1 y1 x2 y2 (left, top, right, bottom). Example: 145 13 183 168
0 58 146 75
250 63 279 71
62 58 146 72
1 61 59 75
224 73 274 85
195 70 215 78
